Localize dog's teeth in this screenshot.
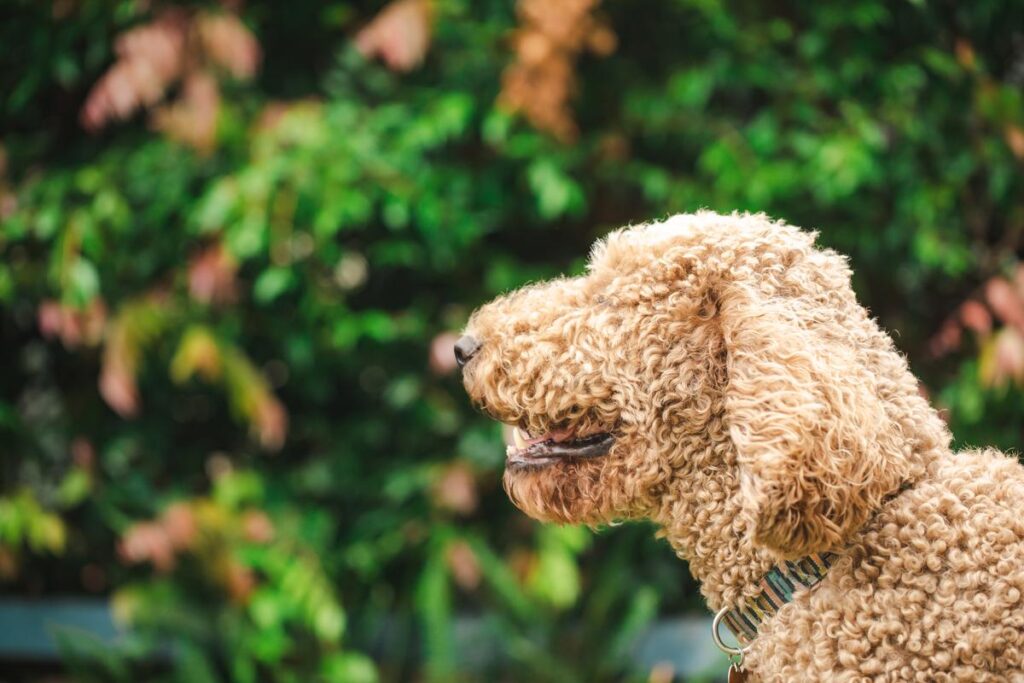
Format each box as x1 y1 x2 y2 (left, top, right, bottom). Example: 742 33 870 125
513 427 527 450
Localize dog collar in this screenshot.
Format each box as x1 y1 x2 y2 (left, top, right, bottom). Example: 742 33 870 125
718 552 836 646
711 483 913 680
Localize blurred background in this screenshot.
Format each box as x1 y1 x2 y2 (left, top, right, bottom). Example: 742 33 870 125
2 0 1024 681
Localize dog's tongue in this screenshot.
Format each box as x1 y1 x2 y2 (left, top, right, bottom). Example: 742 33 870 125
511 426 578 450
528 427 574 445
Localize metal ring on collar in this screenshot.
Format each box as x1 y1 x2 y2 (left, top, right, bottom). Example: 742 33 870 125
712 607 753 657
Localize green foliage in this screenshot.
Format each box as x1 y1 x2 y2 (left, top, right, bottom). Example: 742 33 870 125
3 0 1024 681
0 490 67 555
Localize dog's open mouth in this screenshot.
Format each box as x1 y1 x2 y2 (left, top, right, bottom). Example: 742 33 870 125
505 425 615 468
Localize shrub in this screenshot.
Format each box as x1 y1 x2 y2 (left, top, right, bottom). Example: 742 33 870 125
2 1 1023 681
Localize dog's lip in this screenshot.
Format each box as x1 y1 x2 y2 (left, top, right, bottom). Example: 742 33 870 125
505 428 615 468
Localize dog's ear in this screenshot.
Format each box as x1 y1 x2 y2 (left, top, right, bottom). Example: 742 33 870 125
717 253 915 558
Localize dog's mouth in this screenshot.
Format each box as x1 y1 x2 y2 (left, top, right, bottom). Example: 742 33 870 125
504 425 615 468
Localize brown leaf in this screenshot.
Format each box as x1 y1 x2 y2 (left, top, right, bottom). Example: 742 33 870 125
995 327 1024 386
161 503 198 551
0 547 18 581
980 327 1024 388
219 343 289 450
99 318 140 417
928 318 962 358
99 359 139 417
1005 126 1024 160
0 191 16 221
225 560 256 603
985 277 1024 330
355 0 433 73
242 510 275 543
119 522 176 572
81 7 259 150
446 540 481 590
428 331 460 375
80 298 109 346
954 38 976 70
519 0 598 47
252 395 288 451
38 298 108 349
81 11 188 131
507 548 536 583
196 12 261 79
498 0 615 142
71 437 96 472
37 300 64 340
188 241 238 305
958 300 992 335
516 31 554 66
586 24 617 56
151 71 221 153
1015 264 1024 298
431 462 478 515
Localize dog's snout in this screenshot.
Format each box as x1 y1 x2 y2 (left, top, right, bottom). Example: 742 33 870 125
454 335 482 368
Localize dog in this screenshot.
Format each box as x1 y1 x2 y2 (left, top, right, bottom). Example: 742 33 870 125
457 212 1024 681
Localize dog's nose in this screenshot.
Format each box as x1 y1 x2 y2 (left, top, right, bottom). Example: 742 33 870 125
454 335 482 368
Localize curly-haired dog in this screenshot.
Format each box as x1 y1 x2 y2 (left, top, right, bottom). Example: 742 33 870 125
458 212 1024 681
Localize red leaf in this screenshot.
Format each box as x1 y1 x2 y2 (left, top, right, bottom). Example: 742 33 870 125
431 462 478 515
151 71 221 153
928 318 962 358
119 522 176 572
429 331 460 375
196 12 261 79
354 0 433 73
188 241 238 305
958 300 992 335
252 396 287 451
985 277 1024 330
80 11 188 131
446 540 482 590
1005 126 1024 160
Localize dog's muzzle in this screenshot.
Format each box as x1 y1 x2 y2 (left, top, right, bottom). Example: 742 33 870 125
454 335 482 368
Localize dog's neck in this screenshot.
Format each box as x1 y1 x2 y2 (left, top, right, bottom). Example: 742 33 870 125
652 435 779 611
651 426 941 612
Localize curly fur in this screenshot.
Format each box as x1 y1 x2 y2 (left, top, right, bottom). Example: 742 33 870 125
461 211 1024 680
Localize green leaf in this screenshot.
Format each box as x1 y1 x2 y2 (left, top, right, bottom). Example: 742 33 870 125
67 259 100 305
56 468 91 508
175 642 220 683
254 267 296 304
527 160 584 220
416 541 455 681
321 652 379 683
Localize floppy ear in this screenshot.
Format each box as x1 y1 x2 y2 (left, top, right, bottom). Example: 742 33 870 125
718 262 913 559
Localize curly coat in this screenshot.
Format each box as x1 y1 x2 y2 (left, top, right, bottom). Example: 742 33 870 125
460 212 1024 681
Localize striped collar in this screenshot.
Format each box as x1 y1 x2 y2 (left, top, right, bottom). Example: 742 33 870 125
719 481 915 645
720 552 836 645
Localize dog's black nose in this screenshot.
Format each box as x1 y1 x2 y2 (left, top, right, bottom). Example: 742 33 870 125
454 335 482 368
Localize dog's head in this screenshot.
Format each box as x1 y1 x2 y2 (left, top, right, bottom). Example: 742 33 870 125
460 212 947 557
